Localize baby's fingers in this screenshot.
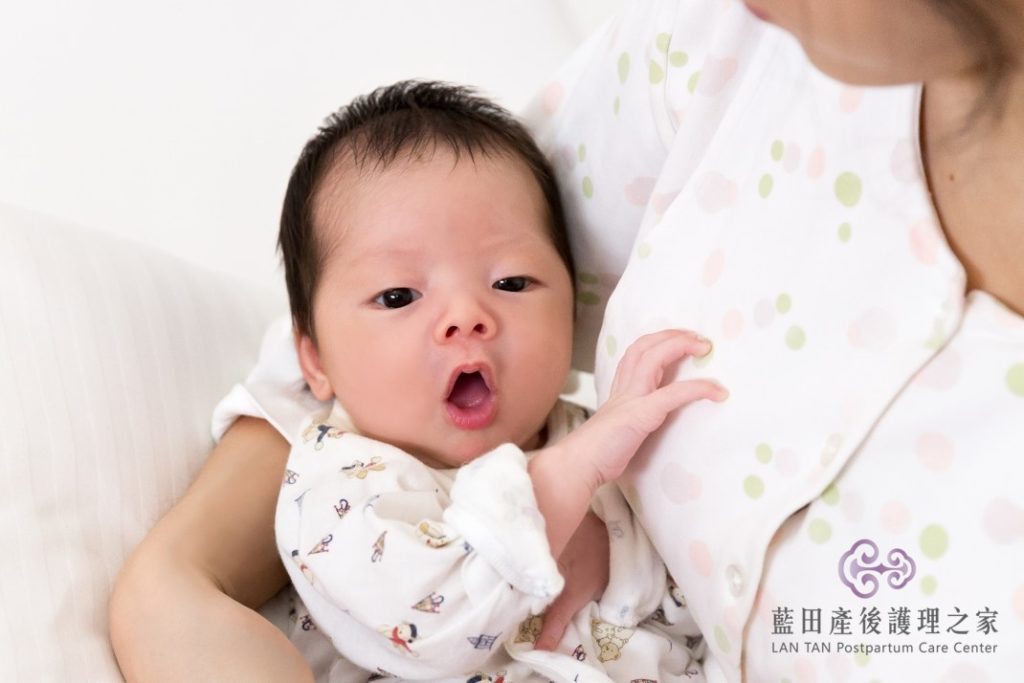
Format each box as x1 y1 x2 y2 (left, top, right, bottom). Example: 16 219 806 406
647 379 728 419
611 330 711 398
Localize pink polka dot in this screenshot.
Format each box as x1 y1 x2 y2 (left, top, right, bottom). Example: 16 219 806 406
652 190 680 214
913 348 961 391
723 604 742 635
838 87 864 113
695 171 737 213
542 82 564 115
722 308 744 340
806 146 826 179
826 652 852 682
623 176 657 207
552 145 576 172
783 143 802 173
840 491 863 523
890 139 918 183
916 432 953 471
847 308 898 351
939 663 988 683
688 539 713 577
775 448 799 477
982 497 1024 544
702 249 725 287
880 500 911 533
754 299 775 328
838 393 865 430
1012 584 1024 621
794 657 818 683
670 106 688 129
660 462 703 503
696 56 738 96
910 219 940 265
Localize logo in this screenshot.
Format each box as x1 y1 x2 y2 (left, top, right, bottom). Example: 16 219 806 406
838 538 916 598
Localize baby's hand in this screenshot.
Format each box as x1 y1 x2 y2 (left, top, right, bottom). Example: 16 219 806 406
567 330 727 491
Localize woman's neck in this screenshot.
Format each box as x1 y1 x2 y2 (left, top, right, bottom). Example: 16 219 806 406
921 62 1024 315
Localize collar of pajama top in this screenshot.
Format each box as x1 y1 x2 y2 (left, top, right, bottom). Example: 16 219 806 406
529 1 1024 680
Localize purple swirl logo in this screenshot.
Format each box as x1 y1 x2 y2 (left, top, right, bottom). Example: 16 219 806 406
838 539 916 599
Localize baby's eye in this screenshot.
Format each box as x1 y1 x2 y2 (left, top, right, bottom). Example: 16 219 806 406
492 276 533 292
373 288 422 309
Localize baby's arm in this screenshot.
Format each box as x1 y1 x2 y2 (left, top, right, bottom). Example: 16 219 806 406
530 330 726 559
280 431 564 678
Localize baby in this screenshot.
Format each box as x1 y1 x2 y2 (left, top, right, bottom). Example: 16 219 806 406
275 81 726 682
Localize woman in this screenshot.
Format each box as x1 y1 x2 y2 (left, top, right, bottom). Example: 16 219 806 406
111 0 1024 680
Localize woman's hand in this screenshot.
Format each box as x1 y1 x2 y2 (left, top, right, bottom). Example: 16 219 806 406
534 509 610 651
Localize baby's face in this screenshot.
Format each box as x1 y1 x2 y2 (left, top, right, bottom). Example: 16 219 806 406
299 148 574 467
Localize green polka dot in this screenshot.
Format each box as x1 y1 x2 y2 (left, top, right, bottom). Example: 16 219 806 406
655 32 671 53
755 443 773 464
669 51 688 67
693 345 715 368
613 97 620 116
582 176 594 198
924 319 948 350
605 335 618 357
854 651 870 667
578 272 599 285
834 172 863 207
770 139 784 162
577 144 586 162
1007 363 1024 396
920 524 949 559
636 242 652 259
617 53 630 84
785 325 806 350
821 483 840 506
744 475 765 499
576 291 601 306
714 625 731 653
687 71 700 93
649 60 665 84
758 174 774 198
838 222 852 242
808 518 832 544
775 293 791 314
921 575 938 596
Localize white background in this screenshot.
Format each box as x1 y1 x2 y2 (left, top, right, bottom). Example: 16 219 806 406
0 0 622 291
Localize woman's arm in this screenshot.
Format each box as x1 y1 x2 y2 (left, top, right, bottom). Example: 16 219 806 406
109 416 314 682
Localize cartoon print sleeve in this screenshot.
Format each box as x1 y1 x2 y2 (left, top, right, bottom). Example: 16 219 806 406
276 422 563 679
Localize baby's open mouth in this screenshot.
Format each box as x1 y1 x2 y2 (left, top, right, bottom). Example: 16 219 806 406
445 369 496 430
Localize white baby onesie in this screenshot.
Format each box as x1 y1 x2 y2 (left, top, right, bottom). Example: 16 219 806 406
276 399 704 682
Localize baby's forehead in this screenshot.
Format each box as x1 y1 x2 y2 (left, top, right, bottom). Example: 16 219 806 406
311 143 547 243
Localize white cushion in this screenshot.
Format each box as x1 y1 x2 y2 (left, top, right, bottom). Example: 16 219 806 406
0 203 287 681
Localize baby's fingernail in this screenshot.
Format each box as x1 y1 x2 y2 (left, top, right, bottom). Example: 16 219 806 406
697 338 713 356
716 386 730 400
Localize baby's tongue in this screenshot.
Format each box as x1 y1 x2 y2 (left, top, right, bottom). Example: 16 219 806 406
448 372 489 409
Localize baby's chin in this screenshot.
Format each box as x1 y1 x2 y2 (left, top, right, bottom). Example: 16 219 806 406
413 427 546 469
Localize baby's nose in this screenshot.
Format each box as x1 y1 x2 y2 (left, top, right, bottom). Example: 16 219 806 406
436 298 496 342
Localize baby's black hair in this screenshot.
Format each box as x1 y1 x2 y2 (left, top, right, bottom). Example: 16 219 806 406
278 80 575 341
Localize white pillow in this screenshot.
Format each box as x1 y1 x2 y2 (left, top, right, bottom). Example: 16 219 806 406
0 203 288 681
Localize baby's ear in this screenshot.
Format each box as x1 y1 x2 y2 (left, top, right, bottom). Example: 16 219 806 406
295 327 334 401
